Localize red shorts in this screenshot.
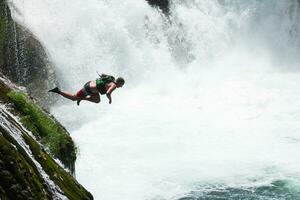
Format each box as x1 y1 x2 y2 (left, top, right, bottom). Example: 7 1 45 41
76 88 87 98
76 81 92 98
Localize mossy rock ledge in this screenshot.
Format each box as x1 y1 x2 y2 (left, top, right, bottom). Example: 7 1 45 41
0 77 93 199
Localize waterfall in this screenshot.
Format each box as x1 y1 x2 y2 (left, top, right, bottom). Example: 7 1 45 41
9 0 300 199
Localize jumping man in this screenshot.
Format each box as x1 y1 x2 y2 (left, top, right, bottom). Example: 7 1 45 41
49 74 125 106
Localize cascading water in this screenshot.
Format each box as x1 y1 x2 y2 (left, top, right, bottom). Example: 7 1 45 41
0 106 67 200
10 0 300 199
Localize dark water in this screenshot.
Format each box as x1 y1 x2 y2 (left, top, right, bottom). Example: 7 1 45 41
178 180 300 200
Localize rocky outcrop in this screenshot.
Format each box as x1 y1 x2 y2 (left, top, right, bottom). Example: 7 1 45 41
0 1 93 198
0 75 93 200
0 0 58 109
146 0 170 15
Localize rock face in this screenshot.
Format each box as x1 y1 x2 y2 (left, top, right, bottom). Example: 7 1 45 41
0 134 51 200
0 0 58 109
0 1 93 198
146 0 170 15
0 76 93 200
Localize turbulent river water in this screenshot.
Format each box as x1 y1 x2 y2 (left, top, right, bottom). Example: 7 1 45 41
10 0 300 199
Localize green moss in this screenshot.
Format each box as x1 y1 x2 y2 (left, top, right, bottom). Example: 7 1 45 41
0 133 50 199
22 133 93 200
7 91 76 173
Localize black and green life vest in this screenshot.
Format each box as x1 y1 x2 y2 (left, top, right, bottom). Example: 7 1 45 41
96 75 115 94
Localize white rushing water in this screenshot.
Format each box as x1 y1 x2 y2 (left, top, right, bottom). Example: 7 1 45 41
10 0 300 199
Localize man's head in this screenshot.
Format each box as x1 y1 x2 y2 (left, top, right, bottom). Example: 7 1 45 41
116 77 125 88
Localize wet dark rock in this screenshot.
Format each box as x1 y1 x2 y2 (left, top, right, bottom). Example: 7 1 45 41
146 0 170 15
0 1 93 200
0 170 11 177
0 159 3 169
9 184 22 192
21 190 30 198
0 0 58 109
0 118 93 199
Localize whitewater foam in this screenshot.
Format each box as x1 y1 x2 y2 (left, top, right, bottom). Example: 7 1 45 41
9 0 300 199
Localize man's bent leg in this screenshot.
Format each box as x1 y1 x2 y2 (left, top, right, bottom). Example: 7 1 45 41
86 93 100 103
59 91 79 101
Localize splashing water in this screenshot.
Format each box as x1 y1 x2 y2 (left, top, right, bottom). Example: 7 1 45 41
10 0 300 199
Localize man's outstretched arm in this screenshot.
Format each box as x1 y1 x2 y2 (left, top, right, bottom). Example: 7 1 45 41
106 85 116 104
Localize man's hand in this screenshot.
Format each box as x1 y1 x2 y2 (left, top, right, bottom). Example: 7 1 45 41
106 83 116 105
107 93 112 104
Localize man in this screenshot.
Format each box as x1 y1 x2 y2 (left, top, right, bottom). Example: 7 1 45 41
49 74 125 106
